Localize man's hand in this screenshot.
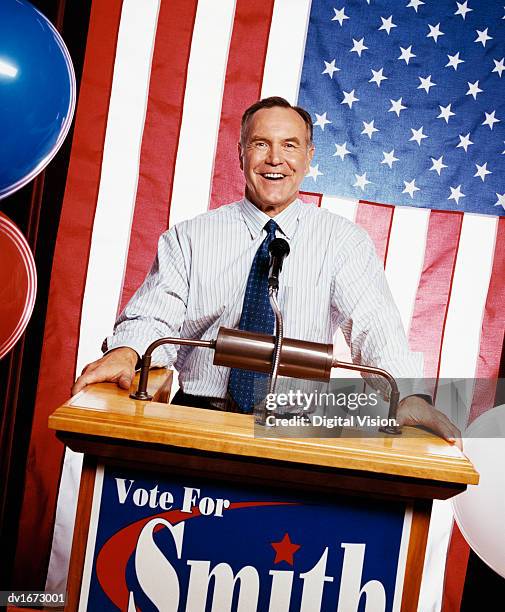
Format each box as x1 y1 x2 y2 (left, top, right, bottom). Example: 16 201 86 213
397 395 462 450
71 347 139 395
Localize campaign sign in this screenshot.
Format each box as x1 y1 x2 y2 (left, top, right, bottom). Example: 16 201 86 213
79 465 411 611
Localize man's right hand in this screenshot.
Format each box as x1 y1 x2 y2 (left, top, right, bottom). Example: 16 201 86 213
71 347 139 396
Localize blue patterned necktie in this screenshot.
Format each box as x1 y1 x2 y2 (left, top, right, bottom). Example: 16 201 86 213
228 219 278 413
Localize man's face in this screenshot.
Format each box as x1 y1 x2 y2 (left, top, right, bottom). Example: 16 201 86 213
239 106 314 215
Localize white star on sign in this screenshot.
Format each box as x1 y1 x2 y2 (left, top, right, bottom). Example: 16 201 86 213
342 89 359 108
495 193 505 210
361 120 379 139
398 45 416 64
322 59 340 78
492 58 505 78
448 185 465 205
466 81 483 100
446 52 464 70
475 28 492 47
381 150 399 168
427 23 444 43
455 1 473 20
457 133 473 152
389 97 407 117
369 68 388 87
407 0 425 13
332 7 349 26
403 179 420 198
430 156 448 176
350 38 368 57
314 112 332 131
437 104 455 123
482 110 500 130
333 142 351 160
418 75 436 93
307 164 323 181
379 15 397 35
409 126 428 145
353 172 371 191
474 162 491 182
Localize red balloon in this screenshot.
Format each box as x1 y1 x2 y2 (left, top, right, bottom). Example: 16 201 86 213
0 211 37 359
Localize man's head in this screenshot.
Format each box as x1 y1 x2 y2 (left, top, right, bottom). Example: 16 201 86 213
239 97 314 216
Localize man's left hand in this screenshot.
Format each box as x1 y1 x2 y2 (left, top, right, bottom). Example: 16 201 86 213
397 395 462 450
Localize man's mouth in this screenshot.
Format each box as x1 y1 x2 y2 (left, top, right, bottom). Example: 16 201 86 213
261 173 286 180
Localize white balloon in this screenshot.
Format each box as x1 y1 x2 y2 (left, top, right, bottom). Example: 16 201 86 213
452 404 505 578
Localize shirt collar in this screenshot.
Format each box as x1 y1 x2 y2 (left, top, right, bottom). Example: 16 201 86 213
240 197 302 240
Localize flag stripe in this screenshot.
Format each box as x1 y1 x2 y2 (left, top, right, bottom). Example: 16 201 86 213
355 201 395 265
13 0 125 587
299 190 322 207
209 0 275 210
168 0 236 227
408 211 463 384
120 0 199 311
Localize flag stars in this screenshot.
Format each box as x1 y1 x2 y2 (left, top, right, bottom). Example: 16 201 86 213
457 133 473 152
403 179 420 198
482 111 500 130
455 1 473 20
495 193 505 210
430 156 448 175
389 97 407 117
333 142 351 160
313 112 332 131
379 15 397 35
474 28 492 47
398 45 416 64
446 52 464 70
418 75 436 93
437 104 455 123
427 23 444 43
407 0 425 12
466 81 483 99
341 89 359 108
350 38 368 57
381 149 399 168
307 164 323 181
492 58 505 78
409 126 428 145
361 120 379 139
353 172 371 191
332 7 349 26
322 59 340 78
369 68 388 87
474 162 491 182
448 185 465 205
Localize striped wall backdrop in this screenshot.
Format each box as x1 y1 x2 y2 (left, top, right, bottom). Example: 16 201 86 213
13 1 504 609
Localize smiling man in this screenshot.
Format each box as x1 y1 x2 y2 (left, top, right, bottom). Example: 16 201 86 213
72 96 460 447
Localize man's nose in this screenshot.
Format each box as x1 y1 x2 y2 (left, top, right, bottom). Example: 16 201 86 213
266 143 283 165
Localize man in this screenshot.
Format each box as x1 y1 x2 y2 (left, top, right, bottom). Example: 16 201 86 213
72 97 461 447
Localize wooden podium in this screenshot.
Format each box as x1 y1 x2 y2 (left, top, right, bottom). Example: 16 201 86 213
49 371 478 612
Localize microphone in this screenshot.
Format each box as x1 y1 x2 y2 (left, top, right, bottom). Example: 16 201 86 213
268 238 290 290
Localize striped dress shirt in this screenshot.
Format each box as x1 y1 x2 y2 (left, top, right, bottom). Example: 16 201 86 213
106 198 423 399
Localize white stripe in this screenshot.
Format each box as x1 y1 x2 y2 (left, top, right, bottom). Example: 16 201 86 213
439 213 498 380
261 0 313 103
76 0 160 373
393 505 413 612
168 0 236 227
386 206 430 335
321 194 358 222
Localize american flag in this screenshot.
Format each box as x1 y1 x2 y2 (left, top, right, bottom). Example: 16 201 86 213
14 1 504 609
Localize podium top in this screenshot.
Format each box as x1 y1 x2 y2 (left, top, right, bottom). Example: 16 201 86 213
49 371 478 490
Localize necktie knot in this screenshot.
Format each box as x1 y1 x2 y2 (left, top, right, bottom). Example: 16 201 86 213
264 219 278 240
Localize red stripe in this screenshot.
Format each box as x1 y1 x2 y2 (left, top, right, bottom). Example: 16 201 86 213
119 0 198 311
469 217 505 422
300 190 323 207
13 0 124 588
408 211 463 388
355 200 395 265
209 0 275 210
441 523 471 612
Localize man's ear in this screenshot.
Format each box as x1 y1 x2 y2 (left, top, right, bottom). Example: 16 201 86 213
306 144 315 172
238 141 244 171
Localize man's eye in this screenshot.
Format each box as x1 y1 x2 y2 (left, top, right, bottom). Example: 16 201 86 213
255 142 267 148
284 142 296 149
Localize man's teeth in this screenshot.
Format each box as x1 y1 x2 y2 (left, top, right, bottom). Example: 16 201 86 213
263 173 284 179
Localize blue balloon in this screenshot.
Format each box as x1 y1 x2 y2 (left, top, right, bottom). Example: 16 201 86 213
0 0 76 199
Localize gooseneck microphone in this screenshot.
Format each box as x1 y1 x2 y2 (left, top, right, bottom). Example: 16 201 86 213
268 238 290 290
